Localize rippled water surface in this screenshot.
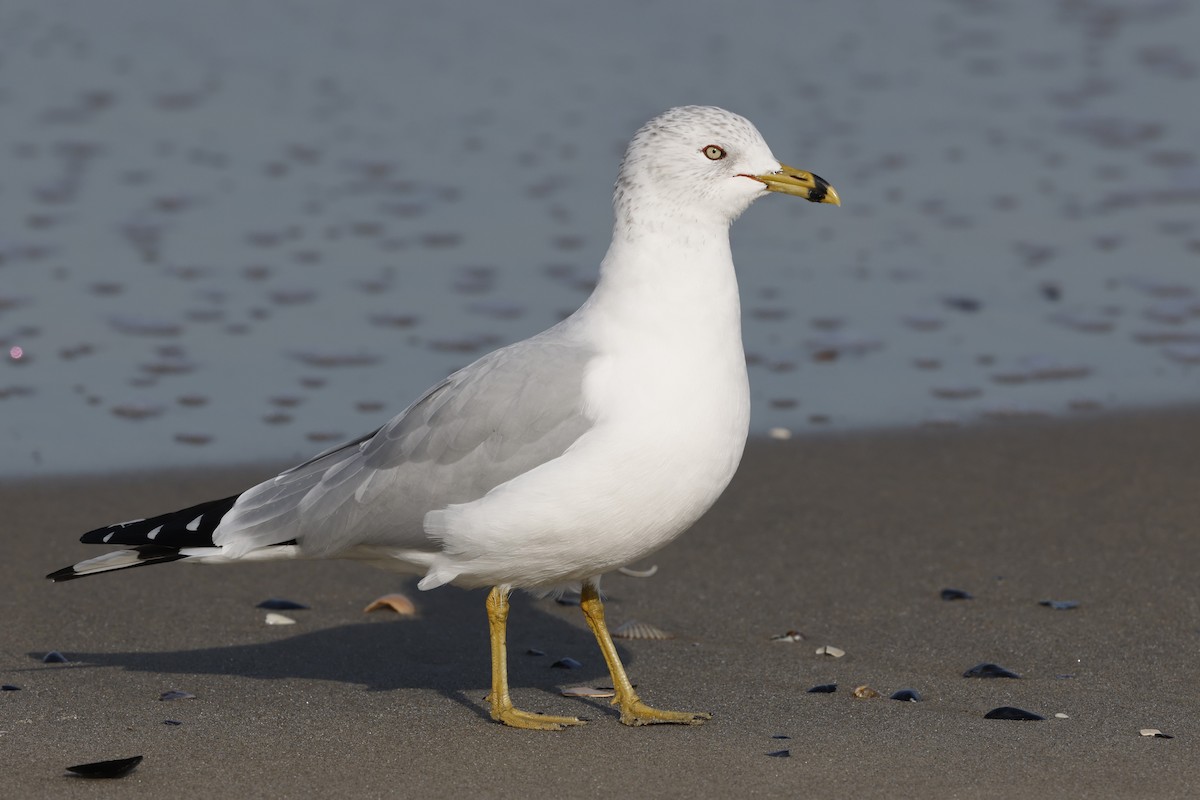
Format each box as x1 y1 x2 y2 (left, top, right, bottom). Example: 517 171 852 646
1 0 1197 477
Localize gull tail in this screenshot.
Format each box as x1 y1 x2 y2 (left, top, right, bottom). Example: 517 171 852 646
46 495 241 582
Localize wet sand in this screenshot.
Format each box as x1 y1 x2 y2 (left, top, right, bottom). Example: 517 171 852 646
2 409 1198 797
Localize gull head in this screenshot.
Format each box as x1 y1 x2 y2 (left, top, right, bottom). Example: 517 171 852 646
613 105 839 233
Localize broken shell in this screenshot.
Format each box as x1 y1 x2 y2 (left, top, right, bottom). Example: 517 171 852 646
65 755 143 779
42 651 69 664
264 613 295 625
770 630 805 643
612 620 675 640
853 685 880 699
890 689 922 702
159 690 195 701
815 645 845 658
560 686 616 698
766 749 791 758
363 593 417 616
1140 728 1174 738
1055 713 1069 719
617 564 659 578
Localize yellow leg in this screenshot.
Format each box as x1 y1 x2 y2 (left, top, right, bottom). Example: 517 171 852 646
486 586 584 730
579 582 711 726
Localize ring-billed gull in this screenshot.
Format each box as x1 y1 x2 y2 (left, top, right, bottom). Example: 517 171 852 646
47 105 839 730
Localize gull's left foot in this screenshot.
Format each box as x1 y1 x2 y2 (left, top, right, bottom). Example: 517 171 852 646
617 699 712 727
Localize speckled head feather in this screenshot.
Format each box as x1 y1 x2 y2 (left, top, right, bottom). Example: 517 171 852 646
612 106 782 234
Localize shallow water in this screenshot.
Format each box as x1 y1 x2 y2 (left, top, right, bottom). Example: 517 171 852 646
1 0 1197 477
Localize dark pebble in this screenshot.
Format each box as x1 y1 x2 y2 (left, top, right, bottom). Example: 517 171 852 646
65 755 144 779
984 706 1045 721
890 689 922 702
525 648 546 657
766 750 791 758
1038 600 1080 610
806 683 837 694
159 689 196 701
551 657 583 670
940 588 973 601
2 684 20 691
42 651 69 663
771 734 792 740
256 598 310 610
163 720 183 726
963 662 1020 679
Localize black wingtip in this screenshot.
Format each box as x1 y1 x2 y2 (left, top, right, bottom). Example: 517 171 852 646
46 566 81 582
77 494 239 548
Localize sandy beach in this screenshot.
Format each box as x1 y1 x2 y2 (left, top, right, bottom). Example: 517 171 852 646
3 408 1197 798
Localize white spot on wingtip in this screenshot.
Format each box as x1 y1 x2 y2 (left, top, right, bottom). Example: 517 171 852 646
186 515 203 531
147 525 163 540
102 532 114 543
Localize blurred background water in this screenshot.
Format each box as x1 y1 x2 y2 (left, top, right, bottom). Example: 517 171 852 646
1 0 1197 478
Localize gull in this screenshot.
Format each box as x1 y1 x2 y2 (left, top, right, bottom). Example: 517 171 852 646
47 105 839 730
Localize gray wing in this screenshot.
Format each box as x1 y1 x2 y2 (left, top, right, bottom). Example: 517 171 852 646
214 330 597 557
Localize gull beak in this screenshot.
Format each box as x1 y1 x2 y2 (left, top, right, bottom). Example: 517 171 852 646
746 164 841 206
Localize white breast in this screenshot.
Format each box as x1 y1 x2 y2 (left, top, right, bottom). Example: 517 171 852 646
420 229 751 590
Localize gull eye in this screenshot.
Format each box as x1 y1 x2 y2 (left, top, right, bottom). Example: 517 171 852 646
702 145 726 161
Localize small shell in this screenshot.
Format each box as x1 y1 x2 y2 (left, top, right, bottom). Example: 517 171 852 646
65 755 143 779
42 651 70 664
617 564 659 578
770 630 805 643
560 686 616 698
264 613 295 625
612 620 675 640
1055 713 1069 719
551 657 583 670
963 662 1020 679
257 598 309 610
1140 728 1174 738
159 690 196 701
1038 599 1080 610
363 593 417 616
815 645 845 658
984 706 1045 721
853 685 880 699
